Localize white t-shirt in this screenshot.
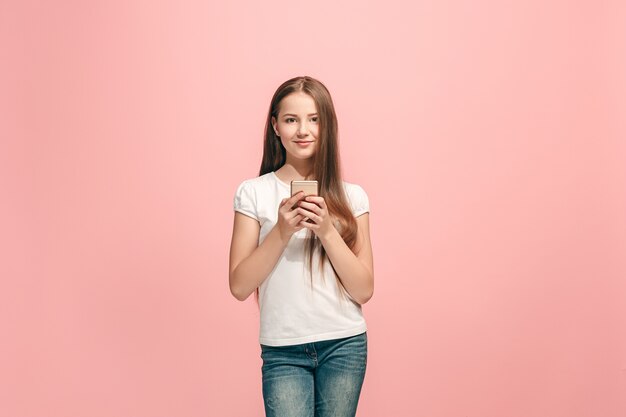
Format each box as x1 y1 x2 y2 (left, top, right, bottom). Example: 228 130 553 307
233 171 370 346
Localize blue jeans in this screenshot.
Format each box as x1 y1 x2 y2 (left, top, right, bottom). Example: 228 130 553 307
260 332 368 417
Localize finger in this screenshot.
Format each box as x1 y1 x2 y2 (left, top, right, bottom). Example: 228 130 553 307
296 207 319 223
288 191 305 204
281 194 302 211
295 207 313 217
297 201 321 215
299 216 315 226
291 214 305 227
287 210 303 220
288 194 308 212
304 195 325 209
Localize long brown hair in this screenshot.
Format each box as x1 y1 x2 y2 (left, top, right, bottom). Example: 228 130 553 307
257 76 358 301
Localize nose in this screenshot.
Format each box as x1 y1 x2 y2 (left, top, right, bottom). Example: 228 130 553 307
297 121 309 136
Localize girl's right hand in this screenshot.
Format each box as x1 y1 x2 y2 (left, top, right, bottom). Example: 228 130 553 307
277 191 306 243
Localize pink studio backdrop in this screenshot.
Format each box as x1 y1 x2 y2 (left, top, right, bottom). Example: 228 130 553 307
1 1 625 416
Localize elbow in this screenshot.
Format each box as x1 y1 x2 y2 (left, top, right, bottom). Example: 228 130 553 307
357 290 373 305
229 273 250 302
230 285 249 301
355 282 374 305
358 275 374 305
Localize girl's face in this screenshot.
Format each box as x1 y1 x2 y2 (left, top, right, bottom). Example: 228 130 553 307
272 92 319 161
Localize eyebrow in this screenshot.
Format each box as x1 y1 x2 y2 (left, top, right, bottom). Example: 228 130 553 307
282 113 318 117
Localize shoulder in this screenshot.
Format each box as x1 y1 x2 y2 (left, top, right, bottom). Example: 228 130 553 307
341 180 370 216
233 173 276 219
236 172 272 186
342 180 366 192
234 172 274 193
342 180 368 199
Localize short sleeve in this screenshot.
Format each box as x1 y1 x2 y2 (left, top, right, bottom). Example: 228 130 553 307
233 180 259 221
351 184 370 217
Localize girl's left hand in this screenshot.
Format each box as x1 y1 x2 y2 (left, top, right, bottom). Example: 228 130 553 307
296 196 335 239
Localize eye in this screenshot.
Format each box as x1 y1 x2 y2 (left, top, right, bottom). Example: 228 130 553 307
286 118 296 123
310 117 318 123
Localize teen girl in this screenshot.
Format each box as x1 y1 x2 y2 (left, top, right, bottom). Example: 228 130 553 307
229 75 374 417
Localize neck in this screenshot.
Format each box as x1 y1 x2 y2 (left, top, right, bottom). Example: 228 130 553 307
279 160 314 180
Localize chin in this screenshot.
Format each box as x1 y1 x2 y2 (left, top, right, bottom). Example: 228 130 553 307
292 154 315 160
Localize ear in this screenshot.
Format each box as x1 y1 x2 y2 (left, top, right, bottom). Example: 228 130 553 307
271 116 276 131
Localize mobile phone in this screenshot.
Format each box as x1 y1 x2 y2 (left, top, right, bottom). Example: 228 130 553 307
290 180 318 198
291 180 318 223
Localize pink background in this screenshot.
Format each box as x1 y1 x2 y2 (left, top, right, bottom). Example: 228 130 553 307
2 1 625 416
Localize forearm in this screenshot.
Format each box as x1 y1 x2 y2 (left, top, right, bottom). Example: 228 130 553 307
230 225 288 301
319 227 374 304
